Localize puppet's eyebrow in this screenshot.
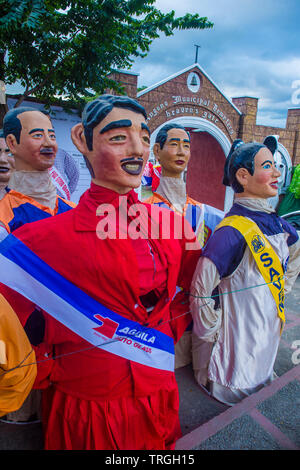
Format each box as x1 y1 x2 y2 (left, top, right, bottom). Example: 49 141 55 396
29 128 44 134
141 122 150 134
168 137 190 143
261 160 273 166
100 120 132 134
28 128 55 134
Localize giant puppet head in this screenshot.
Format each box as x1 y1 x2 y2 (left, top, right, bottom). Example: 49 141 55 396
153 123 191 178
71 94 151 194
3 107 58 172
223 136 281 199
0 129 15 187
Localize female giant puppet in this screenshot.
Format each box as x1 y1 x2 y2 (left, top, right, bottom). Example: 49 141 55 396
0 95 200 449
190 137 300 406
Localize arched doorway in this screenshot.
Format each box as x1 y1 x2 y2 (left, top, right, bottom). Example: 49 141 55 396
150 116 233 211
186 130 225 210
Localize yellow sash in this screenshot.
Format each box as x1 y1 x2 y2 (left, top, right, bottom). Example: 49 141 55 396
216 215 285 330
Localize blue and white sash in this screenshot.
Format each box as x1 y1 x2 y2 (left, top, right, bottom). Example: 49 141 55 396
185 203 204 234
49 166 71 200
155 201 203 234
0 235 175 371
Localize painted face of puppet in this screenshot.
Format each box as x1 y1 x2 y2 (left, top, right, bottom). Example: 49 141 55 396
72 107 150 194
154 128 191 178
236 147 281 199
0 138 14 185
6 111 58 171
273 150 286 191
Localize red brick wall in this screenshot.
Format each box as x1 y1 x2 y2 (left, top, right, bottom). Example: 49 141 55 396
232 97 300 166
137 70 300 167
138 66 240 142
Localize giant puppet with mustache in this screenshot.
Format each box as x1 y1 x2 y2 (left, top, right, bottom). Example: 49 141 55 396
0 107 75 424
0 95 200 449
0 107 75 241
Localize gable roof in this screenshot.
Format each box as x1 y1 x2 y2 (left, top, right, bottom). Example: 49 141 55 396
137 62 242 115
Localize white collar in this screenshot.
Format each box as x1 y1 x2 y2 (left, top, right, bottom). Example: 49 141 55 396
8 170 57 209
234 197 275 214
155 176 187 212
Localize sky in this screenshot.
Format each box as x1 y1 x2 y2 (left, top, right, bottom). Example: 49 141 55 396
6 0 300 129
130 0 300 128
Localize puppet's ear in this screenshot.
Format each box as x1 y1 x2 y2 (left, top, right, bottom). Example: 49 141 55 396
5 134 18 154
263 135 278 155
153 142 160 160
71 123 89 155
223 139 244 186
235 167 250 189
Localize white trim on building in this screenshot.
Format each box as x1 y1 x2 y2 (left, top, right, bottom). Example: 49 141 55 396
137 63 242 116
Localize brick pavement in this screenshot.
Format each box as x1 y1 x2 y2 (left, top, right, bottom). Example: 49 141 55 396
175 276 300 450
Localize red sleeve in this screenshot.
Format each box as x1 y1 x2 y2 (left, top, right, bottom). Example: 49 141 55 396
0 284 35 327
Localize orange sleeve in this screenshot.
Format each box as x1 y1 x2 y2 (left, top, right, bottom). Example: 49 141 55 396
0 294 37 417
0 194 14 233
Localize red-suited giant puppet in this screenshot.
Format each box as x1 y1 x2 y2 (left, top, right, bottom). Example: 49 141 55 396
0 95 201 450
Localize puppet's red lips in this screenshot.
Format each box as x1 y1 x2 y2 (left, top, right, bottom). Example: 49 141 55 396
175 160 185 165
270 180 278 188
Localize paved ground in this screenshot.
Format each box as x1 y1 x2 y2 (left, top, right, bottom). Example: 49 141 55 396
0 278 299 451
175 276 300 450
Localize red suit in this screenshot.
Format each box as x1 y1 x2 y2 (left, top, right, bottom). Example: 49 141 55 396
1 183 200 450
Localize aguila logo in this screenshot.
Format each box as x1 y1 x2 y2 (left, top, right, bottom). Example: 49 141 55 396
93 314 119 339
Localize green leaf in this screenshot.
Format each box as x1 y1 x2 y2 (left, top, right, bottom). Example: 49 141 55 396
0 0 213 109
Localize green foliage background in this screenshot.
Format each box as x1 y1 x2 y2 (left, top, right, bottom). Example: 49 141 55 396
0 0 213 111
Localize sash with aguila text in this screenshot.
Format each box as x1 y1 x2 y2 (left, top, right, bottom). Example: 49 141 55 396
216 215 285 331
0 234 175 371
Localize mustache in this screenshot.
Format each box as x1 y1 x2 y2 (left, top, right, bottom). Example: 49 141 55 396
120 157 144 164
40 148 55 154
120 157 144 176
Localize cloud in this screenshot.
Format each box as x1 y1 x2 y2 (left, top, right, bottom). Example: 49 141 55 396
131 0 300 128
5 0 300 130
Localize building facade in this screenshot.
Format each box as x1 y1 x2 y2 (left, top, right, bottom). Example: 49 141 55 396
112 64 300 211
6 64 300 208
